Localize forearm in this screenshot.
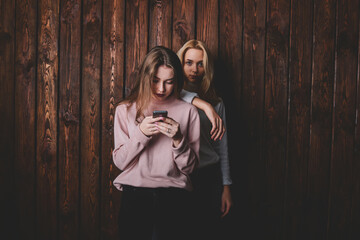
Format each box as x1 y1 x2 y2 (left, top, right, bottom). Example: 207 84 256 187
172 138 199 174
192 97 212 111
113 143 144 170
113 126 150 170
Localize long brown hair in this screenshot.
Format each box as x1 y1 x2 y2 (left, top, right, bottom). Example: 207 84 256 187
177 39 220 105
122 46 184 120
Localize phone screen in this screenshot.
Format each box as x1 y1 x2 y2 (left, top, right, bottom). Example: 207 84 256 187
153 110 168 118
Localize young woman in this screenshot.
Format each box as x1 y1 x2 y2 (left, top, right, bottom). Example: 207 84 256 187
177 39 233 239
112 46 200 240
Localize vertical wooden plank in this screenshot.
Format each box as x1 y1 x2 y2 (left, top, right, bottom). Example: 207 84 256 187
81 0 102 239
306 0 336 238
0 0 15 237
242 0 266 238
172 0 195 52
125 0 148 93
283 0 313 239
197 0 218 57
263 0 290 238
352 18 360 239
219 1 244 238
328 0 359 238
36 0 59 239
149 0 172 49
59 0 81 239
14 0 37 239
101 0 124 239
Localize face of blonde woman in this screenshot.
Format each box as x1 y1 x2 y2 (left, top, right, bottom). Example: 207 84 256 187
151 65 175 101
183 48 205 84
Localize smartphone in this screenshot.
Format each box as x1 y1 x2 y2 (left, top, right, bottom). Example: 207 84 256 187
153 110 168 120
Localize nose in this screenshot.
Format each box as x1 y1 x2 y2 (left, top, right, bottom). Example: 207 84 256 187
158 82 165 93
191 64 198 73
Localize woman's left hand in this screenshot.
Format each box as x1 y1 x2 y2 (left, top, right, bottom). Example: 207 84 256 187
221 185 233 218
155 117 183 147
203 105 225 141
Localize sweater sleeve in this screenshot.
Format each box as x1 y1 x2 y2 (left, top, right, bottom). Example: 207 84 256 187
112 105 151 171
172 106 200 174
213 101 233 185
180 89 198 104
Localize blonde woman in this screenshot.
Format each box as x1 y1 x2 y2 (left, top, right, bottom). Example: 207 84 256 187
113 46 200 240
178 39 233 239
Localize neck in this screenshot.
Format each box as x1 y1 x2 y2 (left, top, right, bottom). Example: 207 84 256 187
149 94 176 106
185 81 200 93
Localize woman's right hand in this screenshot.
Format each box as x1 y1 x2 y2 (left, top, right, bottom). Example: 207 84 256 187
139 116 163 136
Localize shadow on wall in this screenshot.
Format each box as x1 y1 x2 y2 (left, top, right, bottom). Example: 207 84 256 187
214 57 253 239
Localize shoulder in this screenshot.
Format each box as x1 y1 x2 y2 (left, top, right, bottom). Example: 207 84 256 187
171 99 199 120
214 98 225 110
173 98 198 112
180 89 198 104
115 102 134 115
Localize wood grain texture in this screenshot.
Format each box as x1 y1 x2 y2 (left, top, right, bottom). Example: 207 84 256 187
81 0 102 239
218 1 244 238
149 0 172 49
0 0 15 237
14 0 37 239
306 0 336 238
4 1 360 239
125 0 148 95
36 0 59 239
328 0 359 239
352 23 360 239
263 0 290 238
283 0 313 239
59 0 81 239
101 0 124 239
242 0 266 238
172 0 195 52
197 0 218 57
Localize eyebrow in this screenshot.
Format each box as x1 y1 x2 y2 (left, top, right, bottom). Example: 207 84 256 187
185 59 202 63
153 76 175 81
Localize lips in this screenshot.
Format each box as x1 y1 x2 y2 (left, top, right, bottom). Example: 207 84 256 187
156 93 165 97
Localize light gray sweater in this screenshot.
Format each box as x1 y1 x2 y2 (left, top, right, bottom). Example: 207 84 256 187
180 90 232 185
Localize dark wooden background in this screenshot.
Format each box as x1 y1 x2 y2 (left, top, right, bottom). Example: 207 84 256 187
1 0 359 239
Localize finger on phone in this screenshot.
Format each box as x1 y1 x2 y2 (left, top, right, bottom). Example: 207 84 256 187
161 117 175 124
156 124 170 135
151 116 164 123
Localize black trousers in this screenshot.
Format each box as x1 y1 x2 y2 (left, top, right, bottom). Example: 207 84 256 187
118 185 192 240
189 162 223 240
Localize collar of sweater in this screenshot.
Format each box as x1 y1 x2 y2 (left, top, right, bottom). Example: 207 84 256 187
149 95 177 108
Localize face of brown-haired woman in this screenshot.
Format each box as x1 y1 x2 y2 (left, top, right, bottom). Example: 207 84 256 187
151 65 175 101
183 48 205 84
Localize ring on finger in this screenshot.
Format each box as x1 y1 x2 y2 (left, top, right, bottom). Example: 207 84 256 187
167 128 170 133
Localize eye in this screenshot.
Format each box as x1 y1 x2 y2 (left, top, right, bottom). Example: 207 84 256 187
166 80 174 85
197 62 203 67
152 79 159 83
185 61 192 66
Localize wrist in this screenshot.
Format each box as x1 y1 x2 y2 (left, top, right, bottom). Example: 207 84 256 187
139 123 149 137
172 134 183 147
223 185 231 192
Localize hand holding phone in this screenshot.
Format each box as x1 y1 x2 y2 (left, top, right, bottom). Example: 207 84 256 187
153 110 168 121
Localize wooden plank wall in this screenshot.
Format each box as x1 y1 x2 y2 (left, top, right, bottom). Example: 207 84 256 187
1 0 360 239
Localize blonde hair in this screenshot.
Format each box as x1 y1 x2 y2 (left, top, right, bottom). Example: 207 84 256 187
177 39 219 105
123 46 184 120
